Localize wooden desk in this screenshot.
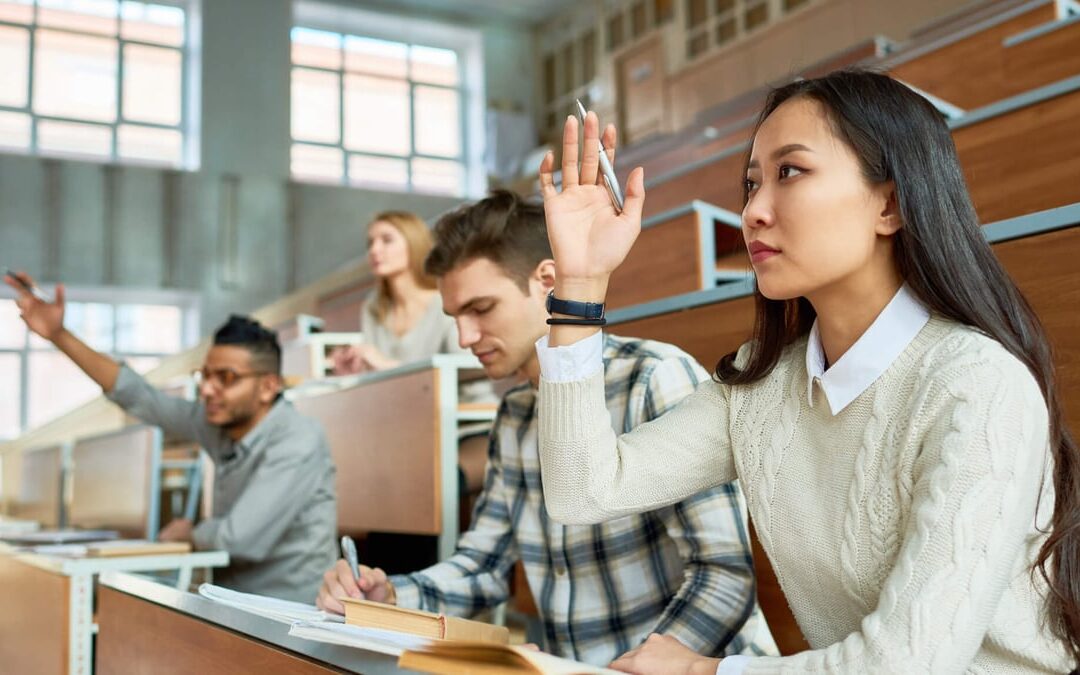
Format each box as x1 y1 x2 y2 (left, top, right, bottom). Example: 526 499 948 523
96 571 404 674
287 355 495 560
0 546 228 675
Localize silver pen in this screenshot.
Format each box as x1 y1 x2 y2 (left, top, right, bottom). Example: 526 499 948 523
340 535 360 581
4 269 52 303
575 99 624 212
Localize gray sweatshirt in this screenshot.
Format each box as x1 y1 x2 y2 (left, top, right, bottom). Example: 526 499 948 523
107 365 337 602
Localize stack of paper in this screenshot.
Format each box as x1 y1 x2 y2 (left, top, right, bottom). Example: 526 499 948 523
287 621 433 656
197 583 345 624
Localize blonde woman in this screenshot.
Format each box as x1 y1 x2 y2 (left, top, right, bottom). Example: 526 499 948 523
334 211 495 531
333 211 466 374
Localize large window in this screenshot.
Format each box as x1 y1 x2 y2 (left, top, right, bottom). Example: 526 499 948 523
290 3 485 197
0 288 199 439
0 0 191 167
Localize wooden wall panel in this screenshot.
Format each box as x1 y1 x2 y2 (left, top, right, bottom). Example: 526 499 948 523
292 369 441 535
0 556 69 675
992 226 1080 434
618 36 667 144
610 294 756 371
96 587 339 674
607 212 705 310
956 90 1080 223
890 4 1068 109
643 150 747 219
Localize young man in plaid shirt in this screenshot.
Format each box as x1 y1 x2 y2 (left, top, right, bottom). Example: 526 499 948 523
316 191 777 666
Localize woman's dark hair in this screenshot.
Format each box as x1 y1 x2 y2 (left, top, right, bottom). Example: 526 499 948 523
715 68 1079 661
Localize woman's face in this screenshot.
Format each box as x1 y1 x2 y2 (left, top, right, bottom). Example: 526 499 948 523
367 220 410 279
742 97 898 301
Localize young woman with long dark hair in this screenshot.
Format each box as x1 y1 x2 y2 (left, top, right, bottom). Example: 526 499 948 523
534 70 1078 673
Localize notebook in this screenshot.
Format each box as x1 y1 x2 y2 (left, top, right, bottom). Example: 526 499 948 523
198 583 345 624
340 596 509 644
2 529 119 545
398 642 624 675
29 540 190 557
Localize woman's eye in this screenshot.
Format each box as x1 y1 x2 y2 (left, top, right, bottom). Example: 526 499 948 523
744 178 758 193
778 165 804 179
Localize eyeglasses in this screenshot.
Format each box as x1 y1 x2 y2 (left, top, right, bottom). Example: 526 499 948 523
192 367 268 389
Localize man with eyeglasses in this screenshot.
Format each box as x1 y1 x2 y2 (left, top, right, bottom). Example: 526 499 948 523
5 272 337 602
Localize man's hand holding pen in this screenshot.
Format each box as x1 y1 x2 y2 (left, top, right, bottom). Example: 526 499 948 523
315 557 396 614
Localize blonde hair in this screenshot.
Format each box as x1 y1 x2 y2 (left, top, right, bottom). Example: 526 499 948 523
368 211 437 323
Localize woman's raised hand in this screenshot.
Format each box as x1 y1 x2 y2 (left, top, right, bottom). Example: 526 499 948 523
539 111 645 302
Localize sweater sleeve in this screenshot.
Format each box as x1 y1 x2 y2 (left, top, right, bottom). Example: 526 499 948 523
743 354 1053 674
537 371 737 525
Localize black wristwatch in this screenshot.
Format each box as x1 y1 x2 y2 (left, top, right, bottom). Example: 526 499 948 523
546 291 605 319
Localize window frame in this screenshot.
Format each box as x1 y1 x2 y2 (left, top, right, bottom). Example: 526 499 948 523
0 284 200 439
290 1 486 198
0 0 197 169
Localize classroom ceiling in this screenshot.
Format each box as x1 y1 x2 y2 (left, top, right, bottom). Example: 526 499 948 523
367 0 583 25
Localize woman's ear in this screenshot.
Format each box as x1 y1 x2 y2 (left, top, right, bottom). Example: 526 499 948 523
876 182 902 236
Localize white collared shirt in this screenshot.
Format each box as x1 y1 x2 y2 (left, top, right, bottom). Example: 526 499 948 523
804 284 930 416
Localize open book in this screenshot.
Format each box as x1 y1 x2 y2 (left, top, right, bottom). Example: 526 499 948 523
398 642 623 675
340 596 509 644
198 583 345 624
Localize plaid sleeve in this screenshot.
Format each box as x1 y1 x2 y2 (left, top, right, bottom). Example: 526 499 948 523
390 420 517 616
649 486 758 656
634 355 760 656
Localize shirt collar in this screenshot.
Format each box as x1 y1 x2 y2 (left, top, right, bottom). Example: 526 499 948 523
805 284 930 415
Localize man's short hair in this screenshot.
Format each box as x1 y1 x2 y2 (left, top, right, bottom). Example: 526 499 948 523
424 190 550 290
213 315 282 375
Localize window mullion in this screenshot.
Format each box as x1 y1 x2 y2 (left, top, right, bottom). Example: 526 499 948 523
338 62 346 183
114 37 124 161
19 331 30 436
28 8 37 153
407 77 416 191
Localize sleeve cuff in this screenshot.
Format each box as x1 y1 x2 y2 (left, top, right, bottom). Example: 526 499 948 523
716 655 751 675
104 363 141 407
388 574 420 609
191 518 222 551
534 331 604 383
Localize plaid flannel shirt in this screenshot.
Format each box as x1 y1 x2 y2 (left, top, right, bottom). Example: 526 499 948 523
391 334 777 666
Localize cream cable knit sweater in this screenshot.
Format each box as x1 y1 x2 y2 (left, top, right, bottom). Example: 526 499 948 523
538 317 1072 673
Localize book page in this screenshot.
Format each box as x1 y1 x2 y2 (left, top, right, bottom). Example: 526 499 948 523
401 642 623 675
